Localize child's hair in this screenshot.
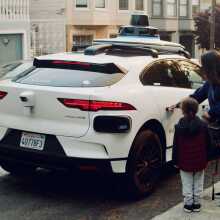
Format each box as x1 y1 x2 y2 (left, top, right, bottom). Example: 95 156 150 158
181 97 199 118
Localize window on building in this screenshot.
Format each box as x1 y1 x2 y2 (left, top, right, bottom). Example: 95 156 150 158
135 0 144 11
110 34 118 38
76 0 88 8
192 0 200 15
167 0 177 17
159 32 172 41
119 0 129 10
179 0 188 17
72 35 93 48
96 0 105 8
152 0 162 17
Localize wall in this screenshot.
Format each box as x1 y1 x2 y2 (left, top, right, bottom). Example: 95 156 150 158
30 0 66 55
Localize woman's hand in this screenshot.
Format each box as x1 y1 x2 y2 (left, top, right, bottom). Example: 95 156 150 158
202 112 211 122
166 103 180 112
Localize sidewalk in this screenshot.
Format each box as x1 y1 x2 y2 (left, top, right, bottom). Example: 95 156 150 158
151 182 220 220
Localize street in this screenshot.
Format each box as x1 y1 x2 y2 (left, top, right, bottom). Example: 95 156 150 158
0 163 219 220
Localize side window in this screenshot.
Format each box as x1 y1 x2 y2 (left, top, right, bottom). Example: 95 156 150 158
178 60 204 89
141 60 181 87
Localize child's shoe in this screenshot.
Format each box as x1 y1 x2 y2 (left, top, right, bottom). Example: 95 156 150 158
183 204 193 213
193 204 201 212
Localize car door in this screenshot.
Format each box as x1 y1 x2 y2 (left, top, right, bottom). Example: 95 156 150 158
141 59 193 153
142 58 206 161
163 59 205 161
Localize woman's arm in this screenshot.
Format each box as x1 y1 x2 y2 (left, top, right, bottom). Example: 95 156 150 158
190 81 210 104
167 82 210 112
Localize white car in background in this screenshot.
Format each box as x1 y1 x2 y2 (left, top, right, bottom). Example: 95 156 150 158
0 40 207 197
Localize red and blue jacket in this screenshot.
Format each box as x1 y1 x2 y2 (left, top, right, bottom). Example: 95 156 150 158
172 116 211 172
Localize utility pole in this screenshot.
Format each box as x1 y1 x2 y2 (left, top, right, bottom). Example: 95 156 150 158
210 0 216 50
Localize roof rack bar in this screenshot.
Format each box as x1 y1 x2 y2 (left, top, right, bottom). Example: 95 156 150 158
158 49 191 59
94 40 184 49
84 42 190 58
84 44 112 55
84 43 159 58
72 44 91 52
110 44 158 58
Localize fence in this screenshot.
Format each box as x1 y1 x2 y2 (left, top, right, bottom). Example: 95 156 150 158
0 0 29 21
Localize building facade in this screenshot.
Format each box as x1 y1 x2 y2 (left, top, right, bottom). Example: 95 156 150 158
0 0 31 64
30 0 66 56
0 1 214 62
66 0 196 56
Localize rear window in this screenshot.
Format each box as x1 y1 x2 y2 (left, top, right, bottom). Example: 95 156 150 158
15 59 126 87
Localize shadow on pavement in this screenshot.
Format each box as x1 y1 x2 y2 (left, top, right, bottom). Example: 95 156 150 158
0 165 184 220
0 164 180 201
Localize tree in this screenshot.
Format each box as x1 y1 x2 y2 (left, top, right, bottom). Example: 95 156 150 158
194 5 220 50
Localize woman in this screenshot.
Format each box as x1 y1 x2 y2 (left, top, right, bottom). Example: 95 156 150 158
168 50 220 122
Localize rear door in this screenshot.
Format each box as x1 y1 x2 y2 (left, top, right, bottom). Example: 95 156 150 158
141 59 195 147
141 58 205 161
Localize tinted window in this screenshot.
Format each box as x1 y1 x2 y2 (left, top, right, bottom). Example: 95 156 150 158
177 60 204 89
15 68 124 87
0 61 33 80
141 60 180 87
120 27 135 35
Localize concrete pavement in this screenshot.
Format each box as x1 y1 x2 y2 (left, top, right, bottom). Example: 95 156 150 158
151 181 220 220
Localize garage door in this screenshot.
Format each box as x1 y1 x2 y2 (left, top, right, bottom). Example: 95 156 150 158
0 34 23 65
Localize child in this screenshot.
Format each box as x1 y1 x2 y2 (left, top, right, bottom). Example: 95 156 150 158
172 97 211 213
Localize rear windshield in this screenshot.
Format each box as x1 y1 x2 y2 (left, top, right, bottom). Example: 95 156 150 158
15 59 126 87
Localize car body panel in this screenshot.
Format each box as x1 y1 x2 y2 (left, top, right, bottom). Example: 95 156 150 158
0 50 207 173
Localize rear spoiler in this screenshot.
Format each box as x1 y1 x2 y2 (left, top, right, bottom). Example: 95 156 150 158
33 59 127 74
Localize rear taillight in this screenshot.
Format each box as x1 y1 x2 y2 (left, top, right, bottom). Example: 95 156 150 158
59 99 90 111
0 91 7 100
58 99 136 111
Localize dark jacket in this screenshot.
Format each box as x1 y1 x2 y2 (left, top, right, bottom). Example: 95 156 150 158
191 81 220 120
172 116 211 172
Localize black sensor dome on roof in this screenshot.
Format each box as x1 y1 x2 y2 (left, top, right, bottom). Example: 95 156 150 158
119 14 159 38
130 14 149 26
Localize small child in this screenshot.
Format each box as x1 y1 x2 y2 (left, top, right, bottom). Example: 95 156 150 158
172 97 211 213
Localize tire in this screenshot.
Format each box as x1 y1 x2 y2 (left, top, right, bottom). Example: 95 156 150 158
126 130 163 198
1 162 36 176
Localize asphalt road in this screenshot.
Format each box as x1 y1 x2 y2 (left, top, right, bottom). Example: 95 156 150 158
0 162 219 220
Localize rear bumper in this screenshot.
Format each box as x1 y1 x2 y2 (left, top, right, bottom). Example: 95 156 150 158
0 129 128 173
0 144 115 173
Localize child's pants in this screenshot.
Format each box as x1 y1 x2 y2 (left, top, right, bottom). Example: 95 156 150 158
180 170 205 205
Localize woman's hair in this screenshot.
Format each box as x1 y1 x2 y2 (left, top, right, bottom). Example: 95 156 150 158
181 97 199 118
201 50 220 84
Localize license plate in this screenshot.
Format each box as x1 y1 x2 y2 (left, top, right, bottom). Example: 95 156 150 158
20 132 46 151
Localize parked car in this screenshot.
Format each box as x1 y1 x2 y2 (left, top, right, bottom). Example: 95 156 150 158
0 40 207 198
0 60 33 80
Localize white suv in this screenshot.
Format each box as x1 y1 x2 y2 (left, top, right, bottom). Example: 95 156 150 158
0 39 206 197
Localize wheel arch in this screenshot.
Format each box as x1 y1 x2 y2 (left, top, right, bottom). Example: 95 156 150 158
128 119 167 165
139 119 166 151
